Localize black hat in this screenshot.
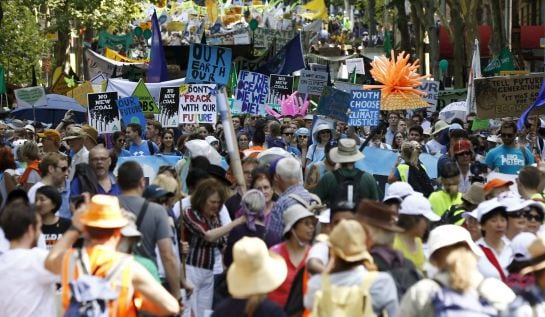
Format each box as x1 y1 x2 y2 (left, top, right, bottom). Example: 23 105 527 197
208 164 232 186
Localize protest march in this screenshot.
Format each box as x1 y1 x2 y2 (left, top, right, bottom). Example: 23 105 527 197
4 0 545 316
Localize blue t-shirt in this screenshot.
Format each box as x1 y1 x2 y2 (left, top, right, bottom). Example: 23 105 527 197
118 149 132 157
306 144 325 167
128 140 159 156
287 145 302 157
485 145 535 174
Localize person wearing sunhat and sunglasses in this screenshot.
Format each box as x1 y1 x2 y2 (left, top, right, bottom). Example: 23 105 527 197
485 120 535 175
305 122 333 169
44 194 180 316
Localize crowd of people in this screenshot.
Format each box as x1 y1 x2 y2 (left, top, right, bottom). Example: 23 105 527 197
3 106 545 316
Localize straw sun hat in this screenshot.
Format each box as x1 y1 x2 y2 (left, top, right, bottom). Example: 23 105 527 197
80 195 128 229
227 237 288 298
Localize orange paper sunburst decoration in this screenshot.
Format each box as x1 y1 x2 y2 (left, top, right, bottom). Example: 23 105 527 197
364 51 430 110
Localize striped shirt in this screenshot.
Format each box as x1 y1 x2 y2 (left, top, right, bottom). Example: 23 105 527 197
182 207 226 270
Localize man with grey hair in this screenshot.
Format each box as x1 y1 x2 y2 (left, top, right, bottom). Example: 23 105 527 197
267 156 312 245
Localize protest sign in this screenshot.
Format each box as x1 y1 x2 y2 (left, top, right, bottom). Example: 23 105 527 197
254 28 295 51
417 80 440 112
14 86 47 106
349 90 381 126
87 92 121 134
355 147 439 179
186 44 232 86
116 155 180 185
179 84 217 124
438 88 467 111
267 75 294 104
131 79 160 114
230 98 280 116
235 71 269 115
316 86 350 122
67 81 93 107
334 81 362 93
158 87 180 128
475 73 545 119
117 96 145 131
345 58 365 75
298 70 328 96
309 63 328 73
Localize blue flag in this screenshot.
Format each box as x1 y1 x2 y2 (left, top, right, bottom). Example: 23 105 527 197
257 33 305 76
147 10 169 83
518 71 545 130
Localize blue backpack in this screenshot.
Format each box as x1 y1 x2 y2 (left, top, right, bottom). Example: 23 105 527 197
431 279 498 317
64 249 129 317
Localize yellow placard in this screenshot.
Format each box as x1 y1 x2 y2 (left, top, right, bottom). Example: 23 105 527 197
499 70 529 76
66 81 93 107
139 22 152 30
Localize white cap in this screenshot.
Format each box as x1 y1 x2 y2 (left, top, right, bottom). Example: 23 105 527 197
383 182 415 203
24 124 35 133
317 208 330 224
475 198 506 222
510 232 537 261
428 225 484 258
498 195 526 213
521 200 545 214
399 194 440 221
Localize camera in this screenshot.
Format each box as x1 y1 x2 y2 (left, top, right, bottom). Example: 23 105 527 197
469 161 487 183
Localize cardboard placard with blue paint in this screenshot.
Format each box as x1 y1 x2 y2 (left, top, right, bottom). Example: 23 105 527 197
235 71 269 115
179 84 217 124
229 98 279 116
417 80 440 112
186 44 232 85
117 96 146 131
349 90 381 126
298 70 328 96
316 86 350 122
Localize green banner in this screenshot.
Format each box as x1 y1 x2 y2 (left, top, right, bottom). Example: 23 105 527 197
0 67 6 95
97 31 134 51
484 47 515 75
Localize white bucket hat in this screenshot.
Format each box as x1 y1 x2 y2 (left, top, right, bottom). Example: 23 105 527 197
312 122 332 140
227 237 288 297
428 224 484 258
282 204 315 235
329 138 364 163
399 193 440 221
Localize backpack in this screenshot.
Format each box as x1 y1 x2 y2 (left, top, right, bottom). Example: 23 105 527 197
431 279 498 317
74 163 99 196
371 247 422 299
146 140 156 155
310 272 377 317
64 249 130 317
328 169 364 205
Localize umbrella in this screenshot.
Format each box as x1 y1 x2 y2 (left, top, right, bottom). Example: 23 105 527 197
11 94 87 125
439 101 467 123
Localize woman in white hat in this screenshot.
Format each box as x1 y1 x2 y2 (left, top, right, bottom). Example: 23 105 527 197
398 225 515 317
268 204 316 308
305 123 332 169
305 219 399 317
394 194 440 272
213 237 288 317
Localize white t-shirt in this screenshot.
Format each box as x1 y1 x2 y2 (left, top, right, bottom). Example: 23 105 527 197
27 181 46 203
0 248 60 317
476 237 513 280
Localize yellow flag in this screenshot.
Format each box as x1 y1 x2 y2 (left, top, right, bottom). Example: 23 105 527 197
301 0 328 20
205 0 219 23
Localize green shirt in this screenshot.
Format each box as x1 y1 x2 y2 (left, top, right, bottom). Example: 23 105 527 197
312 167 380 203
134 254 161 282
429 190 463 216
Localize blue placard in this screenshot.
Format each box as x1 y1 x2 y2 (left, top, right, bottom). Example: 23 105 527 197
316 86 350 122
349 90 381 126
117 96 146 132
186 44 232 86
235 71 269 115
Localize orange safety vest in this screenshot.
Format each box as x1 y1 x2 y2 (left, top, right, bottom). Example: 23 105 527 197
61 247 139 317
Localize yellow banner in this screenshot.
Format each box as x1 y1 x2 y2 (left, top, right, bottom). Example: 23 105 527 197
66 81 93 107
104 48 148 63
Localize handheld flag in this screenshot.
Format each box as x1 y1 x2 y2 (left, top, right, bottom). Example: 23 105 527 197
257 33 305 76
350 67 357 84
147 10 169 83
465 39 481 114
301 0 328 20
518 69 545 130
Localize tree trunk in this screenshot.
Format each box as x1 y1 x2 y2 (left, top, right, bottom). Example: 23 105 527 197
54 27 70 69
0 0 3 29
393 0 411 53
425 0 440 79
410 3 424 73
448 2 466 88
368 0 377 47
487 0 505 55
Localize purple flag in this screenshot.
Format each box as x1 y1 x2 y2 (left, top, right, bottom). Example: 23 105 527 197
147 10 169 83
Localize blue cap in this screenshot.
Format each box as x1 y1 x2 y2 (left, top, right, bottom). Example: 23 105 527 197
449 123 463 131
295 127 309 136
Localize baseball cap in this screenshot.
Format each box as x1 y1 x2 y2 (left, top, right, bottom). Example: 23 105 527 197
449 123 463 131
475 198 507 222
37 129 61 143
484 178 514 193
383 182 415 203
399 194 440 221
452 139 472 155
143 185 174 200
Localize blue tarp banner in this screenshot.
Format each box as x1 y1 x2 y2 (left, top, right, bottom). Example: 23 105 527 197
355 147 439 179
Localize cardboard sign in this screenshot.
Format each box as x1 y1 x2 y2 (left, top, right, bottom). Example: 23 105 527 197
117 96 145 129
417 80 440 112
475 73 545 119
158 86 180 128
67 81 93 107
186 44 232 85
268 75 294 104
131 79 160 114
298 70 328 96
230 98 280 116
235 71 269 115
349 90 381 126
14 86 47 106
345 58 365 75
438 89 467 111
334 81 362 93
316 86 350 122
179 84 217 124
87 92 121 134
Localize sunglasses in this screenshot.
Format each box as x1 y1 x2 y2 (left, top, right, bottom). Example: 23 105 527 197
283 132 294 136
508 211 525 218
57 166 69 172
456 151 472 157
298 135 308 139
525 214 544 222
